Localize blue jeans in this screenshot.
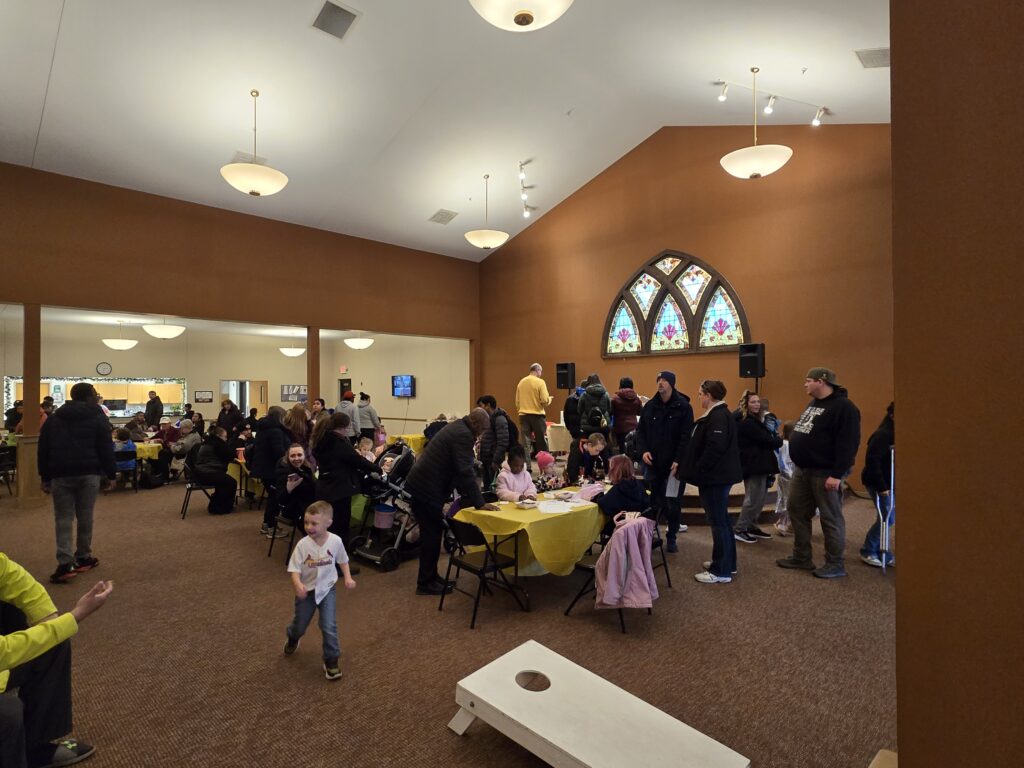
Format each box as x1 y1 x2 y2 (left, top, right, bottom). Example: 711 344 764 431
50 475 100 566
700 484 736 577
286 586 339 662
860 486 895 563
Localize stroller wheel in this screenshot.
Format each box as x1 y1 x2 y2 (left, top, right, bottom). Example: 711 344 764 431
380 548 400 572
350 535 368 551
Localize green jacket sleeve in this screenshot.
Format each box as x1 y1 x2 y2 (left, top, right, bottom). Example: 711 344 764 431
0 553 79 692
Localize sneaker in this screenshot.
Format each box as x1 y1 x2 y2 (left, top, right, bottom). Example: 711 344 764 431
38 738 96 768
734 530 757 544
284 636 300 656
49 564 78 584
774 523 790 537
860 554 884 568
259 523 273 536
324 660 342 681
679 524 688 533
747 526 772 540
776 556 816 571
266 527 289 539
72 556 99 573
666 540 678 553
703 560 737 575
416 581 453 596
694 570 732 584
813 563 847 579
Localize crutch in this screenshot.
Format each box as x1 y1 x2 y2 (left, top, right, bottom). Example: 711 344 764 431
876 446 895 574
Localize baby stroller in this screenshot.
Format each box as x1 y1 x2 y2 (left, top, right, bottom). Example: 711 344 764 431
350 442 418 572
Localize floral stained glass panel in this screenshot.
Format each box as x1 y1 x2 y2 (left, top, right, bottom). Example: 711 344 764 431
606 302 641 354
628 273 661 318
699 286 745 347
675 264 712 313
655 257 681 275
650 295 689 351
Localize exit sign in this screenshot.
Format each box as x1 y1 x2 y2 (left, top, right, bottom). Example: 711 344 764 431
338 366 348 374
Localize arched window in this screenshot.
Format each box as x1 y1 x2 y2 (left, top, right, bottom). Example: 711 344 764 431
602 250 749 358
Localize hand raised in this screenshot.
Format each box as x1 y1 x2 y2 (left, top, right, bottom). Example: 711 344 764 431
70 580 114 624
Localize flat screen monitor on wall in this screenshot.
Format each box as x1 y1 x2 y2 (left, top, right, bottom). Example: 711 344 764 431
392 375 416 398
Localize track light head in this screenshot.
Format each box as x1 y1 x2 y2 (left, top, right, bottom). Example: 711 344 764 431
763 95 776 115
717 84 728 102
811 107 824 127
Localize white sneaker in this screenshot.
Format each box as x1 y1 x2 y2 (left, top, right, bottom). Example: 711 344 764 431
860 554 883 568
694 570 732 584
679 524 688 533
703 561 737 574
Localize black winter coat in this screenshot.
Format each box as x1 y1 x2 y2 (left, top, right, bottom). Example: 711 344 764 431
314 431 377 502
563 393 583 438
144 396 163 427
216 406 244 435
274 456 317 520
736 414 783 478
479 408 512 466
596 478 648 518
860 416 894 491
251 416 291 480
577 384 611 431
790 387 861 478
635 390 694 480
38 401 117 482
405 417 485 509
193 435 233 481
681 402 742 487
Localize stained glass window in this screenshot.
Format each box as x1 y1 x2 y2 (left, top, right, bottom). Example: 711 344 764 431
655 257 681 275
650 295 688 351
675 264 712 313
699 286 745 347
628 273 661 318
606 302 641 354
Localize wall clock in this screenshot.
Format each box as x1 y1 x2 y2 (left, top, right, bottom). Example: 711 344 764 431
96 362 112 376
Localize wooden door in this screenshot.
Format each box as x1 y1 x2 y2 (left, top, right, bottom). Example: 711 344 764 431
248 380 268 416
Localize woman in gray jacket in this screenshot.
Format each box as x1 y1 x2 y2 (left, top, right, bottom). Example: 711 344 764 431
357 393 381 442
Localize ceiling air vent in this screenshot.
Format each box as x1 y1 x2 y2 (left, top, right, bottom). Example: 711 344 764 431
855 47 891 68
428 209 459 225
313 2 359 41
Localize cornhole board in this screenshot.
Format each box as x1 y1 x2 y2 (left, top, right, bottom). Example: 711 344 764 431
448 640 750 768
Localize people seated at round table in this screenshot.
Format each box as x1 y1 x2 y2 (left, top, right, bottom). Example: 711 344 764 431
595 455 648 538
495 446 537 503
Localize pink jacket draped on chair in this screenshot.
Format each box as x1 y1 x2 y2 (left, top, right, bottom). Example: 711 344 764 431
595 516 659 609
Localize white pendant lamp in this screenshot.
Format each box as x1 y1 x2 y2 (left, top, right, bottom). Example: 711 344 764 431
142 319 186 339
720 67 793 180
344 337 374 350
464 174 509 250
102 321 138 351
468 0 574 31
220 90 289 197
279 346 306 357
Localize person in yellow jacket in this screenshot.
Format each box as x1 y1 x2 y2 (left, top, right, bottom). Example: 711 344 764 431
0 553 113 768
514 363 553 466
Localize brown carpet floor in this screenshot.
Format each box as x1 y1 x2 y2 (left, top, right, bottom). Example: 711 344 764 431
2 486 896 768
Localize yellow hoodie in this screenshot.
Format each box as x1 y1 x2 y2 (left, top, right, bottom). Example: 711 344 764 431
0 553 78 692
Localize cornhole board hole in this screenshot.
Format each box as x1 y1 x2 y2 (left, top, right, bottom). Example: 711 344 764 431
448 640 750 768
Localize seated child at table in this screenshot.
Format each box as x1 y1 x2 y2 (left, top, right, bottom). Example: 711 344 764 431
113 427 137 485
533 450 566 492
595 455 648 538
580 433 611 483
495 446 538 503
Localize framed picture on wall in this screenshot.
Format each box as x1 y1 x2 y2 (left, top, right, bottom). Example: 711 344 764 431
281 384 308 403
194 390 214 403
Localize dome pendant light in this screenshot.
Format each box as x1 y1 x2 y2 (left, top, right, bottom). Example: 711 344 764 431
278 346 306 357
220 90 289 197
720 67 793 180
468 0 575 32
464 174 509 250
344 336 374 350
142 319 186 339
102 321 139 351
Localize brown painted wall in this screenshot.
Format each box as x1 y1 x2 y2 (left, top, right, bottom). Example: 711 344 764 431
0 163 479 343
892 1 1024 765
480 124 893 479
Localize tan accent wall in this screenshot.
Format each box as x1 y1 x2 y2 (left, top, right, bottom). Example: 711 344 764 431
892 1 1024 765
480 124 893 477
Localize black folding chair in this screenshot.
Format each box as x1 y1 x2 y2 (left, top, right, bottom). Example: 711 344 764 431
645 505 673 588
0 444 16 496
113 450 139 492
440 517 527 629
180 444 215 519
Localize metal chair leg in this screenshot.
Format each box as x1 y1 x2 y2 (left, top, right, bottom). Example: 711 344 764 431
564 572 595 616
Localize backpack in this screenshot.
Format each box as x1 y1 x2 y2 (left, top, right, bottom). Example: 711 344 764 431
586 406 608 430
501 412 520 448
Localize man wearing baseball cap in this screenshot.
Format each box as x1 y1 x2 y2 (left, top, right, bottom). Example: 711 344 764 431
777 367 861 578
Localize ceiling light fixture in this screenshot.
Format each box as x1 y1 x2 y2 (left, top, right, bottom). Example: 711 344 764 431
278 346 306 357
811 107 824 127
717 83 729 102
468 0 574 32
142 319 186 339
101 321 139 351
719 67 793 180
518 161 534 220
464 174 509 249
344 336 374 350
220 89 289 197
763 95 776 115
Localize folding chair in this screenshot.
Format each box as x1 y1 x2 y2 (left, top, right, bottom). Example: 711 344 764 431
645 505 673 588
440 517 528 629
0 445 16 496
113 450 139 493
180 444 215 519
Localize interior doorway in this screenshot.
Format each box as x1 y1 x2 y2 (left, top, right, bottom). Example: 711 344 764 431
220 380 267 415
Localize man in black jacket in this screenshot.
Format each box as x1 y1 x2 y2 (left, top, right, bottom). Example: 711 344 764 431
777 367 861 579
38 382 116 584
405 408 497 595
143 391 163 428
476 395 512 489
635 371 693 552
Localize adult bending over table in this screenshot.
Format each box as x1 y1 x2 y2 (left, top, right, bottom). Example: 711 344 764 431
405 409 497 596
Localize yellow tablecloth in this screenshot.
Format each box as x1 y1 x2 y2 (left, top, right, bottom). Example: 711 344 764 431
135 443 162 460
228 460 263 496
455 494 603 576
387 433 427 453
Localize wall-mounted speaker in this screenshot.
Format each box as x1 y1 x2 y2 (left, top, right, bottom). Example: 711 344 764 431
555 362 576 390
739 343 765 378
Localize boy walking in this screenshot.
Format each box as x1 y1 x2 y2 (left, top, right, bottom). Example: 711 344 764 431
285 502 356 680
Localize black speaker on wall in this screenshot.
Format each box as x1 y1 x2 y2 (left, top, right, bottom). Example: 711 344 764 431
555 362 576 390
739 343 765 378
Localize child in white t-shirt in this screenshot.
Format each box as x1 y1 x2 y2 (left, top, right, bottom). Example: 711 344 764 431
285 501 356 681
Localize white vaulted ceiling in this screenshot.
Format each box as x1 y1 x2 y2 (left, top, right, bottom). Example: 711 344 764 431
0 0 889 262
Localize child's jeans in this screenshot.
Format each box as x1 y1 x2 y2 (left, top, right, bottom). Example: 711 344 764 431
286 586 339 661
775 474 791 528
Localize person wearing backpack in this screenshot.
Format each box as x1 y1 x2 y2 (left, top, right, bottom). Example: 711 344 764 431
610 377 643 454
563 382 586 481
576 374 611 441
476 395 518 489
